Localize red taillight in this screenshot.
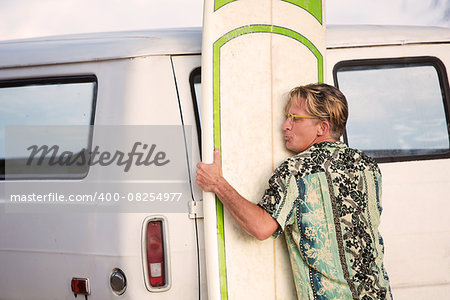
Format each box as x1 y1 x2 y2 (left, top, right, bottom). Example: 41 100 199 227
146 220 165 287
71 277 90 295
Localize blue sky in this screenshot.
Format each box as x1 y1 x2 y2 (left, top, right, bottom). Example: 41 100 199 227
0 0 449 41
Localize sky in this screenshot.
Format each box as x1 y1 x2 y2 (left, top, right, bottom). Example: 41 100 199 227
0 0 449 41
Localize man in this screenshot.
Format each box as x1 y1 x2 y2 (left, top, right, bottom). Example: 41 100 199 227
196 83 392 299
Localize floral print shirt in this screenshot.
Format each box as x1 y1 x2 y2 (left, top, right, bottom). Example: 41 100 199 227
259 142 392 300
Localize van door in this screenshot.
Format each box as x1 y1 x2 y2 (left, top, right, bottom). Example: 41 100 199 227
329 49 450 298
170 55 207 299
0 54 203 299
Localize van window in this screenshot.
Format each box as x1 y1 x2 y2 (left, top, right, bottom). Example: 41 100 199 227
189 68 202 153
334 57 450 162
0 76 97 179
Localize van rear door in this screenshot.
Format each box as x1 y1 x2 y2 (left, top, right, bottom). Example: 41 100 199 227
0 53 202 299
170 54 207 299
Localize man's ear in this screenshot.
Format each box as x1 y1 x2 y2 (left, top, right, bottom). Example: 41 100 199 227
317 120 330 136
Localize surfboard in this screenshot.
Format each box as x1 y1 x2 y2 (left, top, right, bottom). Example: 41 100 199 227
201 1 326 298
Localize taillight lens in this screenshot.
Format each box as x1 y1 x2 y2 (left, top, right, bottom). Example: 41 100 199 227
146 220 165 287
71 277 90 295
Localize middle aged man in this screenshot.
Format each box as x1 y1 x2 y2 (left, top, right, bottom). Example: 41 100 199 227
196 83 392 299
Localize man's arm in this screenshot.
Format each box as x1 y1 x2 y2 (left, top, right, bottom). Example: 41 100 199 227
196 149 279 240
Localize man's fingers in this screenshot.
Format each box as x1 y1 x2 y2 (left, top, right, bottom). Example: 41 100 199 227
196 149 222 193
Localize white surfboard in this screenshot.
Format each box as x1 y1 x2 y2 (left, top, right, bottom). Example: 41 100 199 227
201 1 326 298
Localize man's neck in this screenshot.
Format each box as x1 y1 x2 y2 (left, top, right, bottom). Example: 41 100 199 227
313 136 337 145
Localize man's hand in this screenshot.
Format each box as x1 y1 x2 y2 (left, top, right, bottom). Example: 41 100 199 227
196 148 223 193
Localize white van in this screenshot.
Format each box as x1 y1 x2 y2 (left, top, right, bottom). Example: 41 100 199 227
0 25 449 299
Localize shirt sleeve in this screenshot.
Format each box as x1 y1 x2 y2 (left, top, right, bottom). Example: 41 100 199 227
258 161 299 238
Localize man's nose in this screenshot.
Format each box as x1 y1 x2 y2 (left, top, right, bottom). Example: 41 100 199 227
282 118 291 131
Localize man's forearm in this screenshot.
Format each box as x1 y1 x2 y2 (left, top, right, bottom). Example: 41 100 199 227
195 149 278 240
213 177 278 240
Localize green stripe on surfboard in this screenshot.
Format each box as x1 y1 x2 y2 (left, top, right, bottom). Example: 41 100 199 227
214 0 322 22
212 24 323 299
214 0 236 11
283 0 323 24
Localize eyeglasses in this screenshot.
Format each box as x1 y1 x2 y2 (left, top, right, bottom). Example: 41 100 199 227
286 113 319 123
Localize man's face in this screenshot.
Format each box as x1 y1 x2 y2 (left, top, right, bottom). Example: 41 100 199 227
283 97 321 153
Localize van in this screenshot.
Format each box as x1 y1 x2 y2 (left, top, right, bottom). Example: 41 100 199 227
0 25 449 299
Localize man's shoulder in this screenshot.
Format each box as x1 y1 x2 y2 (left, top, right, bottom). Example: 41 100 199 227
274 142 337 178
272 155 297 180
277 142 380 177
330 143 381 174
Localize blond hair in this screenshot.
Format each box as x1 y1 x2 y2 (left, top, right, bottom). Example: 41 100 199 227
285 83 348 139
